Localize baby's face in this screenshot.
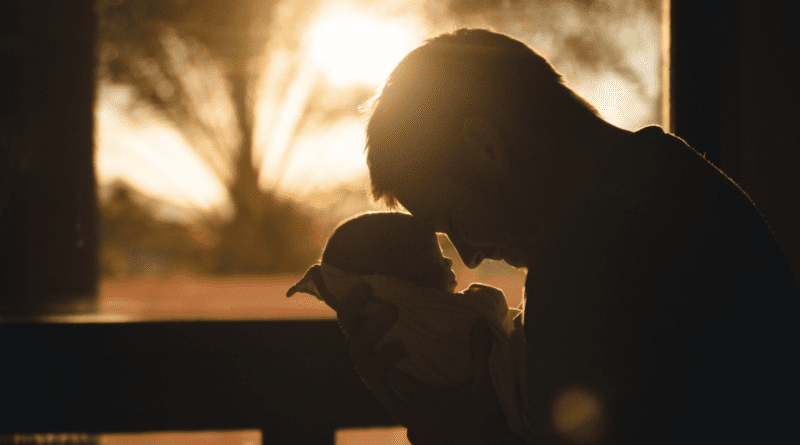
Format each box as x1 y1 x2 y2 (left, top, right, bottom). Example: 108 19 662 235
414 240 458 293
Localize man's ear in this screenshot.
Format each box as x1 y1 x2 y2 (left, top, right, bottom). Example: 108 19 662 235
461 115 509 168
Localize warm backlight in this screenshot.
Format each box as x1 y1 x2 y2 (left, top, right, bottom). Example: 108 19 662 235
309 14 416 86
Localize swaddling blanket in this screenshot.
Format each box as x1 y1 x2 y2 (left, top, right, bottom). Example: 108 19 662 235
287 263 530 441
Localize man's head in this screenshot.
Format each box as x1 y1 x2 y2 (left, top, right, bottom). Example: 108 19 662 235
364 28 599 207
322 212 457 293
363 29 600 268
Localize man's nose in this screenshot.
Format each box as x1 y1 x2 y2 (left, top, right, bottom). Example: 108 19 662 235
447 233 488 269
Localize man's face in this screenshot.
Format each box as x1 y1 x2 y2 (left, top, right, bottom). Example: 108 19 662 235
394 175 530 270
389 114 535 269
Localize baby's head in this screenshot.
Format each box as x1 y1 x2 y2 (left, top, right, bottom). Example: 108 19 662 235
322 212 457 292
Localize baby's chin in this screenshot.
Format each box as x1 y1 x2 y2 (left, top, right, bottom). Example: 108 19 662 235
447 279 458 293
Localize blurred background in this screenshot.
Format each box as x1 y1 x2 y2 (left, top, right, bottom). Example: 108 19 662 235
93 0 662 320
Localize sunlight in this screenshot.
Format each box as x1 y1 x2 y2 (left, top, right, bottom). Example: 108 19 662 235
254 49 321 192
95 83 231 219
275 116 370 203
309 13 417 86
254 0 425 199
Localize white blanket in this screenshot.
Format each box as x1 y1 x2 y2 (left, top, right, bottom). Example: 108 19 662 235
287 264 530 441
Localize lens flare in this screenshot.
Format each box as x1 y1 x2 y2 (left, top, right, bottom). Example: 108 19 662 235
551 386 606 444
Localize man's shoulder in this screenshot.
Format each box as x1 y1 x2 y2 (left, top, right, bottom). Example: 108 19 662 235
528 125 798 302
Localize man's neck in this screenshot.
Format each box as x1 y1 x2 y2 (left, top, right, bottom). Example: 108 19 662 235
519 118 632 245
568 118 631 180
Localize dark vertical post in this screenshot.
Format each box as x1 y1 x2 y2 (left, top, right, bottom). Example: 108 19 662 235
670 0 800 283
668 0 742 178
0 0 99 316
735 0 800 284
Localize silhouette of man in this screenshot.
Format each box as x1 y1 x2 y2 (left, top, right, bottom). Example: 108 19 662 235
337 29 798 444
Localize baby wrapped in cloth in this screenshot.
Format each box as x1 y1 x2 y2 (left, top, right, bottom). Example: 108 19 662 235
287 212 530 441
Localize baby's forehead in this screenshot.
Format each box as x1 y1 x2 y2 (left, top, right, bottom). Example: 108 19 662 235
397 232 439 247
366 234 440 256
326 213 441 256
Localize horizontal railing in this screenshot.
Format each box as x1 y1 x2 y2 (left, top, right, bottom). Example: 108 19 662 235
0 320 397 444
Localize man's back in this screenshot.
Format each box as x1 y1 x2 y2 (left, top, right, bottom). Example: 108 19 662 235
524 126 798 443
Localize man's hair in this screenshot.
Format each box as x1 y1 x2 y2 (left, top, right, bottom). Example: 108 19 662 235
321 212 436 277
363 28 599 207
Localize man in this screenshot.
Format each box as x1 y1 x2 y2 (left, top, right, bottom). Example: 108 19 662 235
337 29 798 444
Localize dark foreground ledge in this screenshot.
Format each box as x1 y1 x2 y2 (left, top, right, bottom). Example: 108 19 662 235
0 319 396 443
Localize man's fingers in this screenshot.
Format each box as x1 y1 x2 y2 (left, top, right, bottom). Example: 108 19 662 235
337 282 373 336
349 303 398 361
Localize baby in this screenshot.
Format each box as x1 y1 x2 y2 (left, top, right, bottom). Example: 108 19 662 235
287 211 529 440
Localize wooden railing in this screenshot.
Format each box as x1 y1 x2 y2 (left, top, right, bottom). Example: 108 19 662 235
0 320 397 444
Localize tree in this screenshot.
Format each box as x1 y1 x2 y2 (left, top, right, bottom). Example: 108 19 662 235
96 0 324 275
99 181 218 277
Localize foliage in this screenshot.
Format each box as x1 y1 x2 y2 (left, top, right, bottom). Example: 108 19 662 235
95 0 330 276
99 181 212 278
99 181 324 278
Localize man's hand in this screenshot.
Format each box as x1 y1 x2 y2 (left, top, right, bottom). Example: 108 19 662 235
337 282 517 444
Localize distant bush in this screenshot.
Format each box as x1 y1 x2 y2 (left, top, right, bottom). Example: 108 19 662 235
99 181 325 278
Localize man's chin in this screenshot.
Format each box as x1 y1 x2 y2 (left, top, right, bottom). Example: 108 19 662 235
501 249 529 269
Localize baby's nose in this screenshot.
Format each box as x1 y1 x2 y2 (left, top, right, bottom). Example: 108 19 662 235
443 257 453 268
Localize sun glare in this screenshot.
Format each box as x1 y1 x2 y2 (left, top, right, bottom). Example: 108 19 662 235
253 3 424 202
309 14 417 86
